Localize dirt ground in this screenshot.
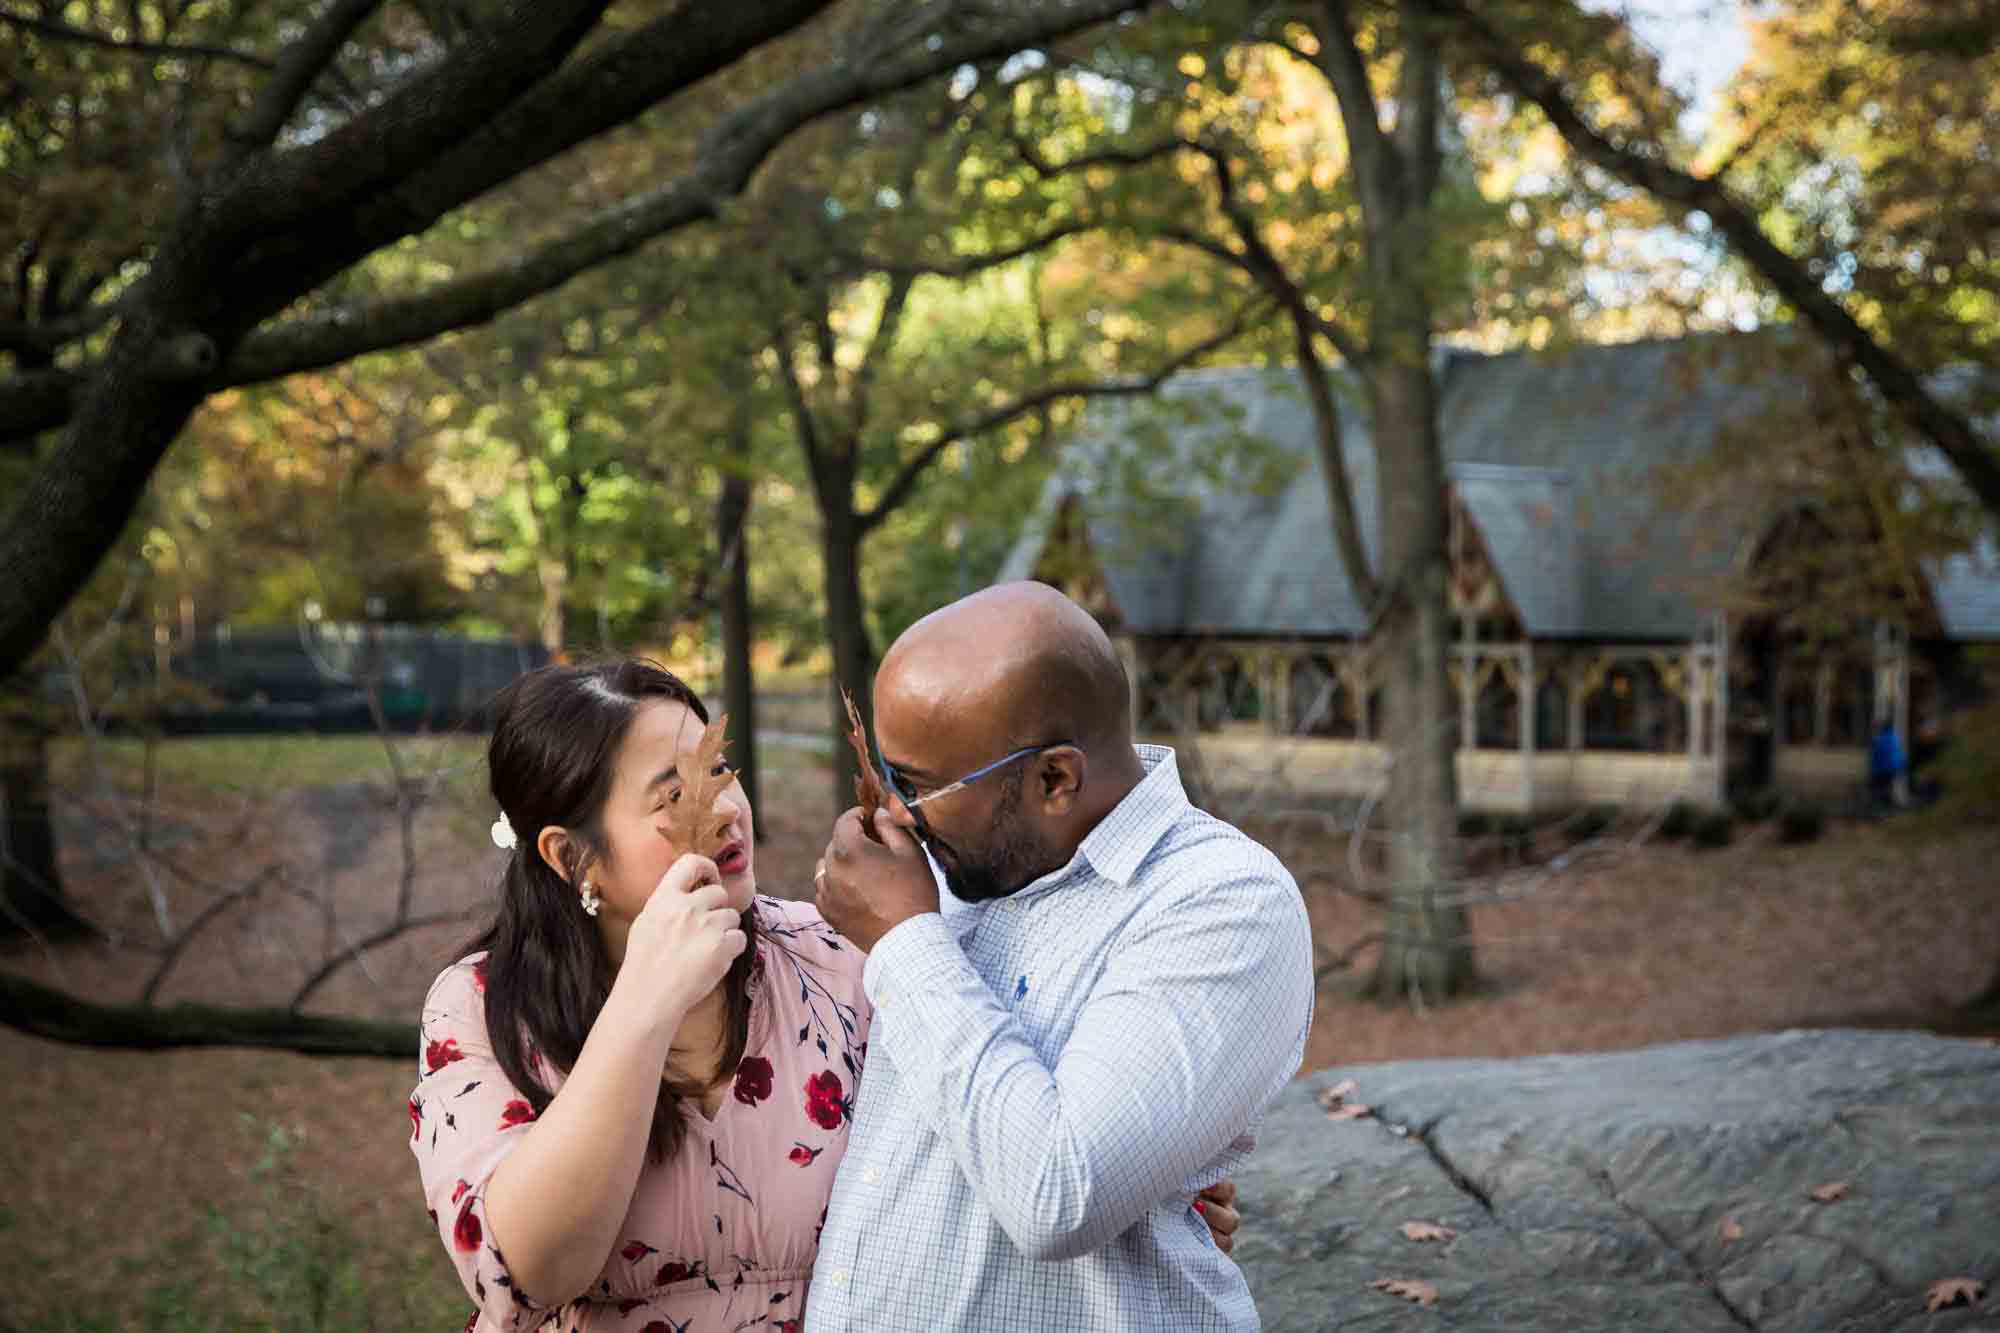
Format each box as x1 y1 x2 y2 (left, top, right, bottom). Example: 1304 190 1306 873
4 744 1997 1330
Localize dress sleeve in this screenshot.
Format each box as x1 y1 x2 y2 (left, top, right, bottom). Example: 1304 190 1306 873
407 956 556 1329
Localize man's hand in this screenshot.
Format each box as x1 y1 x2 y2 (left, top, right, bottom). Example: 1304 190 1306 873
1196 1179 1240 1254
815 806 940 953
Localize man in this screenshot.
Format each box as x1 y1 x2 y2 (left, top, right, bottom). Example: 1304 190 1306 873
810 582 1314 1330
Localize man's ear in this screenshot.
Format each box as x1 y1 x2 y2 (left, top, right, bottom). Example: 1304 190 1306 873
536 825 576 884
1035 746 1087 815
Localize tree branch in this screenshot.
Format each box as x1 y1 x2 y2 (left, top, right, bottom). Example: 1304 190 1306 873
858 297 1269 532
215 0 616 242
1394 0 1442 207
832 220 1099 278
0 8 276 70
229 0 384 152
1312 0 1391 206
847 269 916 438
1425 0 2000 520
0 968 415 1057
287 909 469 1011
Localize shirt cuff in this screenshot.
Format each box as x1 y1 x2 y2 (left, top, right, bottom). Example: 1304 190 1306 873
860 911 962 1011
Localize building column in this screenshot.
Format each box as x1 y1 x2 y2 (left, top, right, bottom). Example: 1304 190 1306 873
1518 642 1537 811
1567 655 1588 753
1710 613 1730 807
1814 660 1834 745
1266 647 1292 736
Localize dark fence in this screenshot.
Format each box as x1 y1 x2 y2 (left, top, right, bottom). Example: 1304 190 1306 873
162 623 549 734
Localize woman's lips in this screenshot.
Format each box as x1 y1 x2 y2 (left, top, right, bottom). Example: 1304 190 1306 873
714 842 749 875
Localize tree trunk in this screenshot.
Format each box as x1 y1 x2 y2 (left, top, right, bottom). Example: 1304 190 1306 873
718 435 760 833
821 501 875 813
0 968 413 1057
1363 353 1474 1002
0 709 87 940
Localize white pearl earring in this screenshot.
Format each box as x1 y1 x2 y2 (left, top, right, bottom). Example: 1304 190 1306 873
578 881 602 917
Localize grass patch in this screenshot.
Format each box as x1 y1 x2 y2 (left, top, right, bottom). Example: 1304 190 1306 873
16 1117 467 1333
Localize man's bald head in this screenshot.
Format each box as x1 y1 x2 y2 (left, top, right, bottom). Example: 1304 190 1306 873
879 582 1132 758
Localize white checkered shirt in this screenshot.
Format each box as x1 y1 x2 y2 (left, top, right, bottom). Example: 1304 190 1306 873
805 746 1314 1331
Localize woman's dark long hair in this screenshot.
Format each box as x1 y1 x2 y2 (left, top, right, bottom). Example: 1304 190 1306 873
464 659 759 1162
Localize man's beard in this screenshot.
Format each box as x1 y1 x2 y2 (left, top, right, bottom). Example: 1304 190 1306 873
926 780 1054 904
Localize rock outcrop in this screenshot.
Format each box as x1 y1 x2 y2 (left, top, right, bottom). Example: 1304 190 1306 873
1234 1030 2000 1331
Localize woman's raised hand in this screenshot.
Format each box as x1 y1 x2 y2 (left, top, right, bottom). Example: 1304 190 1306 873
622 854 747 1024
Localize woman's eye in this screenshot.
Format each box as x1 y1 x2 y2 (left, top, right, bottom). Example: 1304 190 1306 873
712 763 732 778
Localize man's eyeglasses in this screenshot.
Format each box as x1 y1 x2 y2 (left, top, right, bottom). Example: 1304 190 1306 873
877 741 1072 827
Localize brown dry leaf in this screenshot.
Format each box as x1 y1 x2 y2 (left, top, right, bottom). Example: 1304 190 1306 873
1808 1181 1850 1204
1719 1217 1745 1243
1316 1080 1371 1121
841 687 888 841
1370 1278 1440 1307
660 713 733 857
1315 1084 1371 1118
1400 1221 1457 1243
1925 1277 1985 1312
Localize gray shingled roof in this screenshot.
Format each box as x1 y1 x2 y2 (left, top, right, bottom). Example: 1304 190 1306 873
998 333 2000 642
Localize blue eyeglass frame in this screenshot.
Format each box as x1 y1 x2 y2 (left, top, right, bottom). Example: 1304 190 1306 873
877 741 1072 833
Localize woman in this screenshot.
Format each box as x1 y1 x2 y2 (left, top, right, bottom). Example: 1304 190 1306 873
410 660 1235 1330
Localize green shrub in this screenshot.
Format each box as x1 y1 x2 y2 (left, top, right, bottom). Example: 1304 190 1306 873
1569 805 1618 841
1777 803 1826 844
1658 801 1698 839
1732 787 1781 822
1691 811 1735 848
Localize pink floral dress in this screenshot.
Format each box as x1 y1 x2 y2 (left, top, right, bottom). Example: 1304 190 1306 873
409 896 869 1331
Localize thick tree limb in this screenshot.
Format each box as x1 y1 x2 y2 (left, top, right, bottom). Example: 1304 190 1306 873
0 8 276 70
1426 0 2000 520
215 0 616 241
0 968 415 1057
858 297 1269 532
229 0 384 152
0 0 1162 682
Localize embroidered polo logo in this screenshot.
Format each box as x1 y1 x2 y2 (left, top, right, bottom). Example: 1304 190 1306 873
1013 975 1030 1004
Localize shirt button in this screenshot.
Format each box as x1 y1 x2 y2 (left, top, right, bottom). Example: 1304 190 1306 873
861 1167 880 1185
830 1268 849 1287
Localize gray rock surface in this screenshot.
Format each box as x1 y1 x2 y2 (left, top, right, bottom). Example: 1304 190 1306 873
1234 1030 2000 1331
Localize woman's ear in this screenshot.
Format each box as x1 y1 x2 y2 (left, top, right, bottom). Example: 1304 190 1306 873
536 825 575 883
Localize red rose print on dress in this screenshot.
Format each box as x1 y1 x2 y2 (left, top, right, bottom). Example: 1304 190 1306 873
425 1037 465 1072
408 1095 422 1141
655 1259 691 1286
804 1070 847 1130
452 1196 482 1252
732 1055 774 1106
621 1240 657 1263
499 1098 536 1128
451 1178 473 1205
788 1142 823 1167
471 958 488 991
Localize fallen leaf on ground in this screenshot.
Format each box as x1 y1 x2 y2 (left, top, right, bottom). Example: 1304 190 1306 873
1808 1181 1850 1204
1719 1217 1744 1242
1316 1082 1372 1121
1370 1278 1440 1307
660 713 733 857
841 687 888 839
1926 1277 1985 1312
1400 1221 1457 1243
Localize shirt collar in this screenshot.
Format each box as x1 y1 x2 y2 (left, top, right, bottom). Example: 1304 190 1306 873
1070 744 1186 888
